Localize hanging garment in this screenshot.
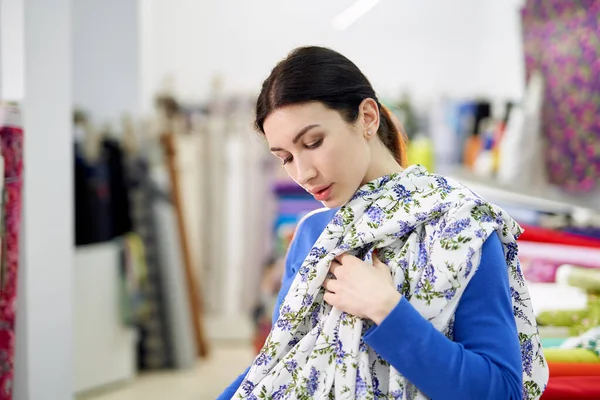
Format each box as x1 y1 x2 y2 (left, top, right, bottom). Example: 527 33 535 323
103 139 132 237
521 1 600 191
74 139 133 246
0 104 24 400
119 233 149 326
235 165 549 400
126 156 174 370
497 72 547 192
151 166 198 370
74 143 113 245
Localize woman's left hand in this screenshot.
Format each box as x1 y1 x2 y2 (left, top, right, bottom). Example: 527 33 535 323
323 252 402 325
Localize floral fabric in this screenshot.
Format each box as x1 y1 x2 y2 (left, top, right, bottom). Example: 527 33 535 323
521 1 600 192
0 105 24 400
234 165 549 399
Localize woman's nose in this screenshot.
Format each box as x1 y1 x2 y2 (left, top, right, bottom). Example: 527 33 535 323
295 158 317 185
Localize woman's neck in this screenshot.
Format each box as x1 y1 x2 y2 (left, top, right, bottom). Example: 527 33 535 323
361 152 404 185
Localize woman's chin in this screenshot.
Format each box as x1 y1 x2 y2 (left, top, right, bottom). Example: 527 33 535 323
320 194 350 209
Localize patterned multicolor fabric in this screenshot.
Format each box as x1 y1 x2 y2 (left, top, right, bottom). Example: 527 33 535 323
0 105 24 400
126 156 174 369
521 1 600 192
234 165 549 399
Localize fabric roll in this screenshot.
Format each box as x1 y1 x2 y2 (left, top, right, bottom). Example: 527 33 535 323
541 376 600 400
563 227 600 240
544 348 600 363
548 362 600 377
520 224 600 248
518 241 600 269
537 309 589 328
561 327 600 358
541 338 567 348
556 265 600 292
0 104 24 400
522 259 562 283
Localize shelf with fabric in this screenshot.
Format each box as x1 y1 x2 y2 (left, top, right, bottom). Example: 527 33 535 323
447 166 600 216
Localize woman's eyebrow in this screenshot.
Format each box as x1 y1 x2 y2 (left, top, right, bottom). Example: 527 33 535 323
269 124 321 151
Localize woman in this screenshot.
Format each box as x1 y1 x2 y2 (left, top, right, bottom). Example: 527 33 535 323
218 46 548 399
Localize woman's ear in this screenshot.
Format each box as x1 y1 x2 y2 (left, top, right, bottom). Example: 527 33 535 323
358 98 380 139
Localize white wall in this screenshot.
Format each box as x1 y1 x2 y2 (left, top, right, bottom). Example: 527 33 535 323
73 0 140 127
142 0 526 106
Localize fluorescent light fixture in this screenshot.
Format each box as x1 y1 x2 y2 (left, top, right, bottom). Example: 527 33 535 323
332 0 383 31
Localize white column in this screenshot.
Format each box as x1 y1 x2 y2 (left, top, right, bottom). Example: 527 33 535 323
13 0 74 399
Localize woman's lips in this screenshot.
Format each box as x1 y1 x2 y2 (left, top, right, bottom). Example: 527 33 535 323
311 184 333 201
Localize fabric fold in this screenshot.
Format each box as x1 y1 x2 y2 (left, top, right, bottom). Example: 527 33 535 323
234 165 548 399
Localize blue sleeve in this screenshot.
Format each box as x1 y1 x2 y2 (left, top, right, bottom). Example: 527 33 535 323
363 232 523 400
216 367 248 400
272 226 308 325
217 216 318 400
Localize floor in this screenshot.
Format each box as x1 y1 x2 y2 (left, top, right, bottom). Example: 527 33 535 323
79 343 255 400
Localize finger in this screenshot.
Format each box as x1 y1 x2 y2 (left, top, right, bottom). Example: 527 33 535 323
372 251 392 275
323 291 337 307
322 278 339 293
372 250 384 266
329 262 342 277
334 252 355 264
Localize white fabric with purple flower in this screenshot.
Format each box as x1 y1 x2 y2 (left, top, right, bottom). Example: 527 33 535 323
233 165 548 399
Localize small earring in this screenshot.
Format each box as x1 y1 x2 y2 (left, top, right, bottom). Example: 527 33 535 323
367 130 373 135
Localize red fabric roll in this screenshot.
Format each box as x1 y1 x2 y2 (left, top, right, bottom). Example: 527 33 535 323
541 376 600 400
549 362 600 377
0 106 24 400
519 224 600 248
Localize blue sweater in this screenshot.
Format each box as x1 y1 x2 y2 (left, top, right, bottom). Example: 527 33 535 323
219 208 523 399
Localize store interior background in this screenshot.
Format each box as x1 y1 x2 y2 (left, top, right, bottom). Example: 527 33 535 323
1 0 599 399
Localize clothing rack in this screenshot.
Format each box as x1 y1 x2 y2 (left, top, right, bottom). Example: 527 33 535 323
161 132 209 358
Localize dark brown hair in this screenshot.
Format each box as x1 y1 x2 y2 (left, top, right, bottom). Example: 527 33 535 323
255 46 408 167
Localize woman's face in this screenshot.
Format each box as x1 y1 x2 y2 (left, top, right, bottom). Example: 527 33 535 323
264 102 373 208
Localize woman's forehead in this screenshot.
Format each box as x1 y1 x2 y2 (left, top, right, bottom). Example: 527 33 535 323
264 103 340 138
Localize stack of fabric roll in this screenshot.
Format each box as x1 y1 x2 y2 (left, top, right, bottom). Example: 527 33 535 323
535 264 600 399
542 334 600 399
506 222 600 398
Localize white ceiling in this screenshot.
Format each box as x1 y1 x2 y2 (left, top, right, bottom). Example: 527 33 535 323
142 0 526 106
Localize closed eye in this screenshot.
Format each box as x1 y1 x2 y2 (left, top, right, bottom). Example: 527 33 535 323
280 138 323 165
306 138 323 150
